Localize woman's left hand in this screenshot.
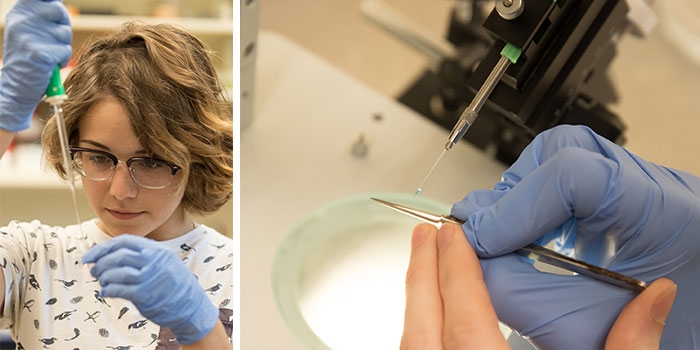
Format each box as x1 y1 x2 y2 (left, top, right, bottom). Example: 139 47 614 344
82 234 219 345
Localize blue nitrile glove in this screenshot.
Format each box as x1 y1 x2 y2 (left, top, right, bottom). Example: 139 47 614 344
82 234 219 345
0 0 72 132
451 124 700 349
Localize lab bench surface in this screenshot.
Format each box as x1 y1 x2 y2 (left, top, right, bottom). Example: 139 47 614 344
241 31 506 349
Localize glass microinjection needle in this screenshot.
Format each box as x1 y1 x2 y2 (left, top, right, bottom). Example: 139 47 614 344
415 44 522 196
45 66 83 236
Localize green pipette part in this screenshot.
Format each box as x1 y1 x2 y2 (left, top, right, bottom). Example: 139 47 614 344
45 65 66 98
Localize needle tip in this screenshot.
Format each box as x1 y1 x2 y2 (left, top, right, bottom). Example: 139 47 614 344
414 188 422 197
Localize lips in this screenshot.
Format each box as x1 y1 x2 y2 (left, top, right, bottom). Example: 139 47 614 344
106 208 143 220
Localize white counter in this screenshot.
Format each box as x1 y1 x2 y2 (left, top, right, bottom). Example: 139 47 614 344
241 31 506 349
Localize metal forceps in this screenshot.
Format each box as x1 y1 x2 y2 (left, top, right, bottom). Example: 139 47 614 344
371 197 648 292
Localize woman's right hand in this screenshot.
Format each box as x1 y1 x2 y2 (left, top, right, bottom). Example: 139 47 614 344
0 0 72 133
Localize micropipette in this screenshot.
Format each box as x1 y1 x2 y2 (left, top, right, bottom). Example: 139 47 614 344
45 66 83 235
415 43 522 196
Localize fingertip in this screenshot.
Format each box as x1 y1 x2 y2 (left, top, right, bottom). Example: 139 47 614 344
88 264 101 279
437 223 460 251
81 250 96 264
403 224 442 349
81 240 114 263
649 278 677 326
606 277 678 349
411 223 435 250
437 224 507 349
99 283 124 298
97 287 111 299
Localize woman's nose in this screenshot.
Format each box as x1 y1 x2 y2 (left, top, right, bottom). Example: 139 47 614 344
108 162 138 200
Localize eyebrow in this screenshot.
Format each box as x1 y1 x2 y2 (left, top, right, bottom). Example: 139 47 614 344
79 139 149 156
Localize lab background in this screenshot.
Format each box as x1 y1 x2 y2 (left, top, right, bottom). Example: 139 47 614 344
242 0 700 349
255 0 700 174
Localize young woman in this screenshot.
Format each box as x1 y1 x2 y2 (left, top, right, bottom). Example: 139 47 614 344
0 1 233 349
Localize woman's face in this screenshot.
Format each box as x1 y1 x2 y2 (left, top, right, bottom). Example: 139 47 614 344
77 95 192 240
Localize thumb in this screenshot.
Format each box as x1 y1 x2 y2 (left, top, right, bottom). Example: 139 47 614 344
606 278 677 349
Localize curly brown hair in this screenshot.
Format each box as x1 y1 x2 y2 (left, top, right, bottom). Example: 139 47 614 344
42 22 233 216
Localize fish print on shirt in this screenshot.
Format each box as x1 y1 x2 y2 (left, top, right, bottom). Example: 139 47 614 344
216 263 232 272
54 309 77 321
118 307 129 320
93 290 111 307
0 221 233 350
84 311 100 323
179 244 196 252
145 333 158 347
56 279 78 289
205 283 223 295
65 328 80 341
128 320 148 330
38 337 58 348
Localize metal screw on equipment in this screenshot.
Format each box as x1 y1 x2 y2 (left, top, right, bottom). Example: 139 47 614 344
497 0 524 20
351 133 370 158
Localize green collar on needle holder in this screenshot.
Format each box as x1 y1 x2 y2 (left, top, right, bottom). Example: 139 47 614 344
501 42 522 64
45 65 67 104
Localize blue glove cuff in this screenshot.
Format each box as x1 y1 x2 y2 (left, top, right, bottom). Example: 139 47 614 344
173 295 220 345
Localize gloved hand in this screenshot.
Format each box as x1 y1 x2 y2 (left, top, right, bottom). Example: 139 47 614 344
401 223 677 350
0 0 72 132
82 234 219 345
451 124 700 349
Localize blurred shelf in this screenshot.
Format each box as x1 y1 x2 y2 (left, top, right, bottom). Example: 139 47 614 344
72 15 231 36
0 0 233 73
0 13 233 78
0 144 67 189
0 15 232 36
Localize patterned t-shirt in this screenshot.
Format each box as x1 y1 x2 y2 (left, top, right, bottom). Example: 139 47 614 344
0 219 233 349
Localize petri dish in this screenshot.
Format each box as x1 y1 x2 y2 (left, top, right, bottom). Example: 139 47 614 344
272 192 534 349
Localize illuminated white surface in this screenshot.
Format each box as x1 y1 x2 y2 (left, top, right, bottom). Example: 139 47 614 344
241 31 507 349
272 193 451 350
295 215 412 349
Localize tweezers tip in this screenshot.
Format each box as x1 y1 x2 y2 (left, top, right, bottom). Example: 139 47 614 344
370 197 389 206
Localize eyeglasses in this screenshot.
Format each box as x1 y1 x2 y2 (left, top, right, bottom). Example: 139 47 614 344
70 147 181 189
